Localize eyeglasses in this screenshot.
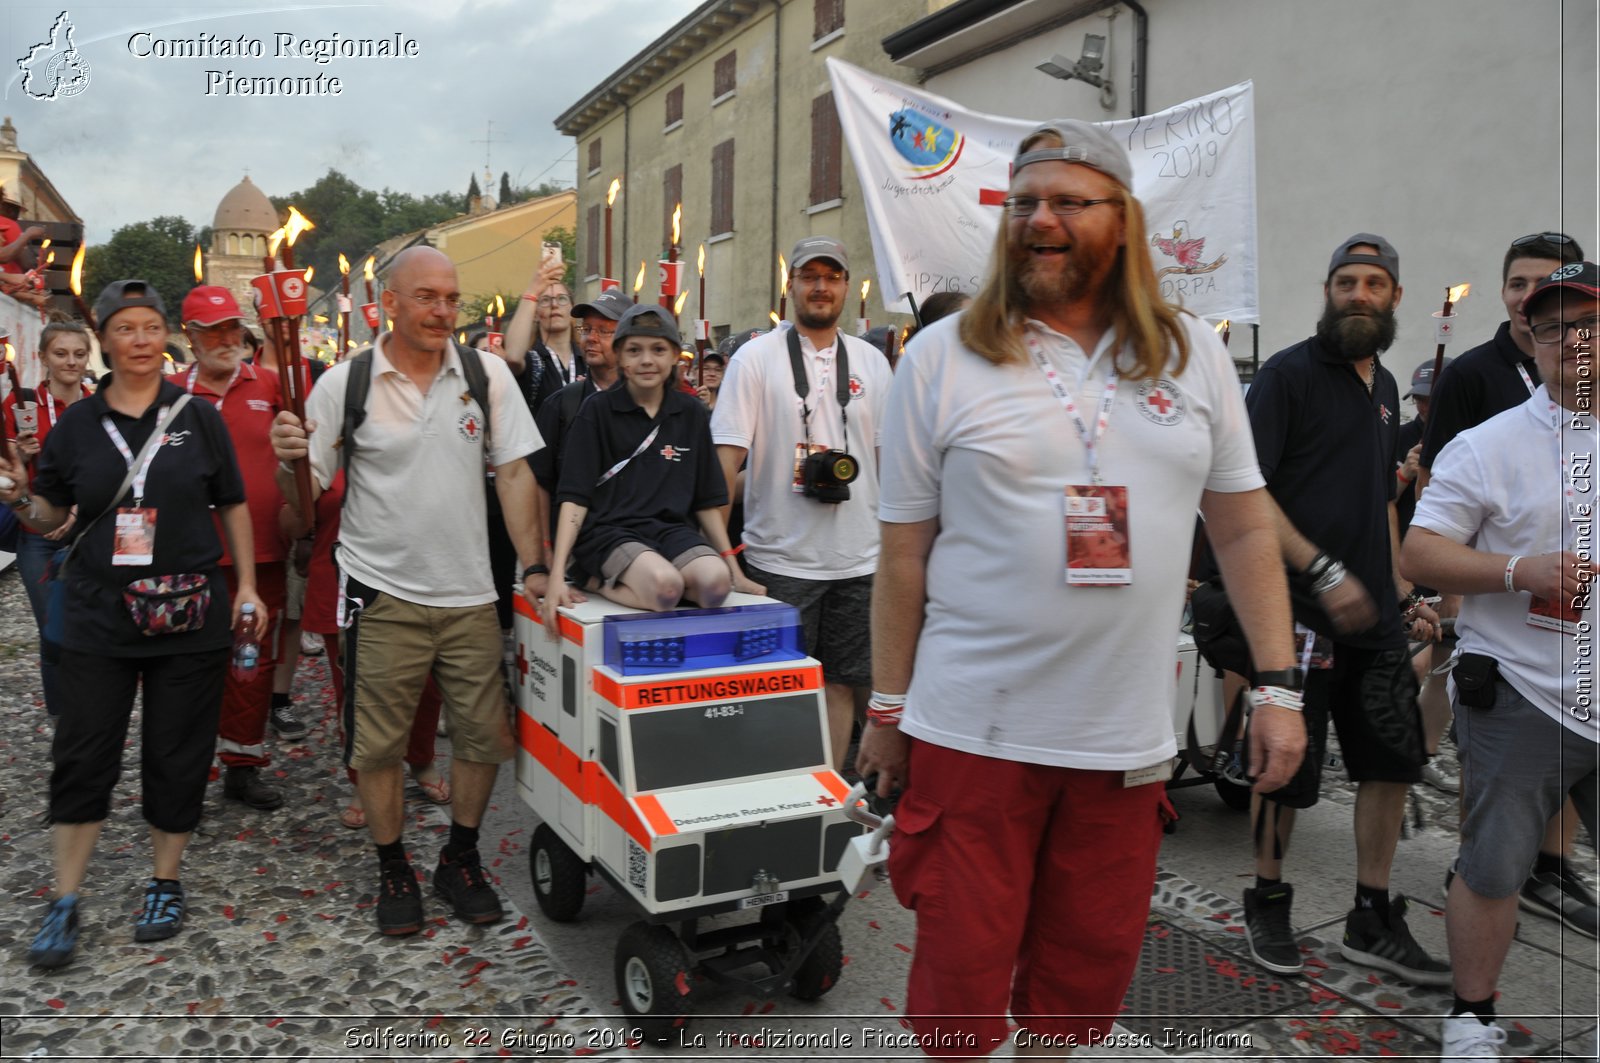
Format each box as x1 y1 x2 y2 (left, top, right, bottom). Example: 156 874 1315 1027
793 270 845 286
1530 315 1598 344
1512 232 1577 248
403 291 463 312
1003 195 1118 217
579 325 616 339
537 294 572 307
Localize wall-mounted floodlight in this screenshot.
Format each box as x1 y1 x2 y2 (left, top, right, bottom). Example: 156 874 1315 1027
1036 33 1108 89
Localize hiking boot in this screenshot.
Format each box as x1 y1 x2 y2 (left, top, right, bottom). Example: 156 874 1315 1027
1339 894 1452 985
223 766 284 810
269 701 308 741
1440 1014 1507 1059
134 879 185 942
1243 882 1304 974
29 894 80 969
376 860 423 936
433 849 504 925
1519 863 1600 938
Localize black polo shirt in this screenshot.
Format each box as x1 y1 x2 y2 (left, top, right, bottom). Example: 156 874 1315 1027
1419 321 1539 468
557 385 727 518
1247 336 1402 647
32 376 246 657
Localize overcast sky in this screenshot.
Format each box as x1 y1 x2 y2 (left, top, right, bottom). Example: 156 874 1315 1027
1 0 688 243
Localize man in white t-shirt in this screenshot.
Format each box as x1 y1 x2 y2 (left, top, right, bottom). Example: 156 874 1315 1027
269 246 546 937
857 120 1304 1058
1402 261 1599 1061
712 236 892 771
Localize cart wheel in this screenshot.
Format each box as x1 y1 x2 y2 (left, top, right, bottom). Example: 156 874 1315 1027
1213 775 1253 811
530 824 587 922
785 897 843 1001
615 921 694 1045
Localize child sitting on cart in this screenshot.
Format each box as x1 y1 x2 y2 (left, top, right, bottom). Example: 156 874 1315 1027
543 304 762 632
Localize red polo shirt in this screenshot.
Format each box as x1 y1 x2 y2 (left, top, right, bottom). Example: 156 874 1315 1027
174 362 287 564
3 384 91 488
0 217 25 273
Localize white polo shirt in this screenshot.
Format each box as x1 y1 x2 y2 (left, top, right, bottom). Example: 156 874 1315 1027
1411 386 1598 742
711 326 892 580
879 313 1263 769
304 334 542 607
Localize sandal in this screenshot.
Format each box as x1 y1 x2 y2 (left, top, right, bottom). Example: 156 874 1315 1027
413 771 451 805
339 804 366 830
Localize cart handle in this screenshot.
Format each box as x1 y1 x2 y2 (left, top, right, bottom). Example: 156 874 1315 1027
843 782 896 858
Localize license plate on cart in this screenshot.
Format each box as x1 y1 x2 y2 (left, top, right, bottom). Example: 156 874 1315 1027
738 890 789 910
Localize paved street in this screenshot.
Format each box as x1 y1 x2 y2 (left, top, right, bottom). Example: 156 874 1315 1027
0 563 1594 1061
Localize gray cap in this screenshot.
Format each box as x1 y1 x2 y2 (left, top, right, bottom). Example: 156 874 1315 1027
1407 356 1452 399
791 236 848 273
572 287 635 321
1328 233 1399 284
612 303 682 349
1014 119 1133 189
94 279 168 331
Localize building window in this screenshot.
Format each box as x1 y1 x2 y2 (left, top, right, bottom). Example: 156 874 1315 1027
713 52 737 100
810 92 842 206
710 138 735 236
586 202 601 276
665 85 684 129
663 164 683 252
813 0 844 41
587 138 602 176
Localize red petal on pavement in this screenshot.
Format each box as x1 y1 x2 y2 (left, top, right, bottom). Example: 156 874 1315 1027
46 998 65 1009
442 952 454 965
1308 987 1340 1004
893 942 911 953
1514 1022 1533 1036
460 977 480 989
426 1014 444 1029
511 936 531 950
466 960 490 977
517 915 529 930
147 955 169 964
559 979 577 986
1377 999 1401 1010
223 906 235 919
1224 925 1245 934
1154 966 1177 974
760 1002 775 1014
1366 973 1381 985
880 997 898 1011
315 913 336 921
674 971 691 996
867 920 881 929
274 912 289 923
266 1018 284 1028
262 931 276 942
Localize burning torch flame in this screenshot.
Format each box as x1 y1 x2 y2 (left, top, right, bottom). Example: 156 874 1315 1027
861 278 871 303
769 311 780 327
1447 283 1471 305
606 178 621 207
303 265 315 285
69 244 85 296
697 244 705 277
494 294 505 318
267 227 287 260
363 255 376 282
313 314 328 323
283 205 315 247
39 238 50 251
674 290 688 315
1214 319 1230 333
632 261 646 294
42 249 54 267
458 331 467 343
777 253 787 287
193 244 204 283
670 203 681 247
338 253 350 275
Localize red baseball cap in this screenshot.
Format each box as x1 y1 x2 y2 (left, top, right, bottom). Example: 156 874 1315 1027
181 285 245 326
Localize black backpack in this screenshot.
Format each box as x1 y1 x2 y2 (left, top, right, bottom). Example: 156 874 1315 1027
337 340 493 481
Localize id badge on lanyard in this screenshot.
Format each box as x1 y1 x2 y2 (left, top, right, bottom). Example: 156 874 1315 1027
102 410 169 566
1026 334 1131 585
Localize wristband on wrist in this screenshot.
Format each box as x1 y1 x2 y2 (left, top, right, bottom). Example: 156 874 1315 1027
1505 555 1522 593
719 543 745 558
521 564 550 580
1249 685 1305 713
866 691 906 727
1307 555 1347 596
1252 668 1303 692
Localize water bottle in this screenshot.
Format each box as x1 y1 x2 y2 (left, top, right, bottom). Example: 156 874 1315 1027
232 602 261 681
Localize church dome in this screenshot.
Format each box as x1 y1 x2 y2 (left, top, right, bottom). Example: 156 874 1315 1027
212 175 277 233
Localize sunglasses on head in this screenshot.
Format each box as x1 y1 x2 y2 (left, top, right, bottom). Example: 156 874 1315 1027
1511 232 1576 247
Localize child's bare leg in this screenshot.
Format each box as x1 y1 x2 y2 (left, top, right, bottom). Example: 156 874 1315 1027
603 551 685 612
680 555 732 608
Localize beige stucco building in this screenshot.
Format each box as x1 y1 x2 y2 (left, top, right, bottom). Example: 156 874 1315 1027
556 0 949 340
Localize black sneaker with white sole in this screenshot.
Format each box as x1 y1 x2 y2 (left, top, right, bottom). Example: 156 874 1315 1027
1339 895 1452 985
269 701 308 741
1243 882 1304 974
1519 864 1599 938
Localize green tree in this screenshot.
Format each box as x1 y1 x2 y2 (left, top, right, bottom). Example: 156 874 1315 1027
543 225 578 289
269 170 459 288
499 171 513 206
466 172 481 211
81 215 199 324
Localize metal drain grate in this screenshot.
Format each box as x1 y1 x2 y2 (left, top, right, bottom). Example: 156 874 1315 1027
1117 921 1296 1043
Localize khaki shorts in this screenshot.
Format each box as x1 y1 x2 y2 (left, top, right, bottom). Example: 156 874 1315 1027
342 589 512 771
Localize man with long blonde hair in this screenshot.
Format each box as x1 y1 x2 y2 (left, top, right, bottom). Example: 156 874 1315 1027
858 120 1304 1059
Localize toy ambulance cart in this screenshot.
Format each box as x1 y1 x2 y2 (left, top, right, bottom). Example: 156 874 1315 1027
511 591 887 1042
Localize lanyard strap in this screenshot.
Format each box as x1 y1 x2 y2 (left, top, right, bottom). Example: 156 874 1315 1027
786 327 850 447
1517 362 1536 397
596 423 661 487
186 365 241 411
101 402 178 506
1024 333 1118 484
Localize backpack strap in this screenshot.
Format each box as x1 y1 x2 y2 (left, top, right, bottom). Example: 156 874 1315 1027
338 348 375 484
454 340 493 449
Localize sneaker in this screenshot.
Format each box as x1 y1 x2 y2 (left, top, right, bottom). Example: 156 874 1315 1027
1519 864 1600 938
376 860 423 936
1421 759 1460 794
433 849 504 925
269 701 309 741
29 894 79 968
223 766 284 811
134 880 185 942
1340 895 1452 985
1243 883 1304 974
1440 1014 1507 1059
299 630 324 656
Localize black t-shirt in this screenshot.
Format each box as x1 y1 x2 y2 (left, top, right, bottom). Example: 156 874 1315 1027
514 339 576 421
1419 321 1539 468
33 377 247 657
556 386 726 573
1247 336 1403 647
530 376 600 492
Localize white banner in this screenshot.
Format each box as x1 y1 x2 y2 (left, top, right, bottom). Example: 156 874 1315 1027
827 59 1259 324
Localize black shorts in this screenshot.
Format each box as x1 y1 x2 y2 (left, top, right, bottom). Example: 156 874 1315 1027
1263 642 1424 807
743 562 873 688
571 519 708 589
